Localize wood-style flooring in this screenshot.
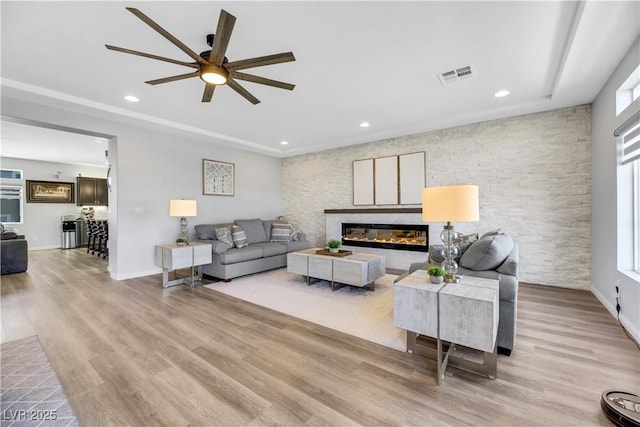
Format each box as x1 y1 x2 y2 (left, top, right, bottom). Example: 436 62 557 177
1 248 638 426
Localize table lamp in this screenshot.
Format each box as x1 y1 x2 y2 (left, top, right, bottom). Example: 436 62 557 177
422 185 479 282
169 199 197 243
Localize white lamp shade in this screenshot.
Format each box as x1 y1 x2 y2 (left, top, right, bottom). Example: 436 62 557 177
169 200 197 217
422 185 479 222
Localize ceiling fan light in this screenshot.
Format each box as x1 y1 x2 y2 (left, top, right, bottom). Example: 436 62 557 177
200 65 228 85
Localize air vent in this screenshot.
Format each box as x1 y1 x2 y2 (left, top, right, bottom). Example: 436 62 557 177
438 64 475 86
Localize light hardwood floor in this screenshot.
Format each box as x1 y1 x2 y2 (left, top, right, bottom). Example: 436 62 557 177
1 249 638 426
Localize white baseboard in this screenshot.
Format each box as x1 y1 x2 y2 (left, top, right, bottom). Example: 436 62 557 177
112 268 162 281
591 286 640 343
28 245 62 251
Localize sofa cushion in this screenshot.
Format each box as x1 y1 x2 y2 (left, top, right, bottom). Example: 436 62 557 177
253 242 288 257
231 225 249 248
235 219 267 244
215 226 234 248
460 233 514 271
218 245 263 265
195 224 218 240
270 223 293 242
263 220 274 240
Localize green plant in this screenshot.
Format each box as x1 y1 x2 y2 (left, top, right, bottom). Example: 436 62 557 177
327 239 341 249
176 237 187 243
427 266 445 277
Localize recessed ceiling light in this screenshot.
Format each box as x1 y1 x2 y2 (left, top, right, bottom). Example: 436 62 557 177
124 95 139 103
280 141 289 145
360 122 370 128
494 90 510 98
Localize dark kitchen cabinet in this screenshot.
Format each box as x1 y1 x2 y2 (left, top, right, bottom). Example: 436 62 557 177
77 177 108 206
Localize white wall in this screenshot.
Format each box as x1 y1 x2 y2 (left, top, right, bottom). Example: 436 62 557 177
283 105 592 289
591 37 640 340
0 157 108 249
1 96 283 280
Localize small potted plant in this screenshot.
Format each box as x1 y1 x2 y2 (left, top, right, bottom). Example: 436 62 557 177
427 266 445 284
327 239 341 253
176 237 187 247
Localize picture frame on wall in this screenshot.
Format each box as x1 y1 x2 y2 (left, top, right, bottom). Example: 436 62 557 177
202 159 235 196
352 158 374 205
26 180 75 203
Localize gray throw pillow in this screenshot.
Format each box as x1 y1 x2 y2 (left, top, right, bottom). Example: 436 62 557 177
460 234 514 271
270 223 293 242
428 244 445 264
215 226 235 248
481 229 503 238
235 219 267 244
195 224 218 240
231 225 249 248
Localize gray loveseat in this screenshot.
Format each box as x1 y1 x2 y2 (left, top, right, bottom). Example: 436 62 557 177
194 218 312 280
396 231 519 356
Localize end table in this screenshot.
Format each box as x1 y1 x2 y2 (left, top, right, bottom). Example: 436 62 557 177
154 242 212 288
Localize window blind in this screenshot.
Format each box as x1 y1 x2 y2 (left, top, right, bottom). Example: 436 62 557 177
615 110 640 165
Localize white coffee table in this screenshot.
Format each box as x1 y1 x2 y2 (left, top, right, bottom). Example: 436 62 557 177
287 248 385 291
394 271 498 384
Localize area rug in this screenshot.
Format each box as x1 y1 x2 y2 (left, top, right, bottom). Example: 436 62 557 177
0 335 79 427
204 268 407 351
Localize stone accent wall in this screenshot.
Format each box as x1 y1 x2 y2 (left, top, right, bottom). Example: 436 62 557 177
283 105 592 289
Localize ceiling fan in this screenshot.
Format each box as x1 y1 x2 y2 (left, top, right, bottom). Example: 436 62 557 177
105 7 295 104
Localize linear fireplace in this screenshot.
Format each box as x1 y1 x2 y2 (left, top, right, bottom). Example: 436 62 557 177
341 223 429 252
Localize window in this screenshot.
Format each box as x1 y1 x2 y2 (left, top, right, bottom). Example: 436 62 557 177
0 169 23 179
0 185 24 224
616 65 640 116
616 110 640 274
634 162 640 273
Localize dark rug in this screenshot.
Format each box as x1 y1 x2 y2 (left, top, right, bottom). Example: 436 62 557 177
1 336 79 427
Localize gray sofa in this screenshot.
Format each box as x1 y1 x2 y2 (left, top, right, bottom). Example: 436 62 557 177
194 218 312 280
395 231 519 356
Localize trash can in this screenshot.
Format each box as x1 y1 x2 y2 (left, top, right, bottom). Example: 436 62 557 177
61 220 77 249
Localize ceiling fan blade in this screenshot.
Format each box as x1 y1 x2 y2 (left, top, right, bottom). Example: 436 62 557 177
126 7 207 66
209 10 236 66
202 84 216 102
225 52 295 71
105 45 199 69
230 72 295 91
227 79 260 104
145 71 199 85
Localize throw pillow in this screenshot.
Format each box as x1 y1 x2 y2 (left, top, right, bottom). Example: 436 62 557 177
215 226 235 248
231 225 249 248
428 244 445 264
481 229 503 238
234 219 267 244
270 223 293 242
460 234 514 271
195 224 218 240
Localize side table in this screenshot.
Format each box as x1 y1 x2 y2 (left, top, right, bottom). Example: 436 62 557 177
154 242 212 288
394 270 498 384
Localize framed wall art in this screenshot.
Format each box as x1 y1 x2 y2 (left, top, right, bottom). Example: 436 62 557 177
202 159 235 196
352 158 374 205
399 152 426 204
26 180 75 203
374 155 399 205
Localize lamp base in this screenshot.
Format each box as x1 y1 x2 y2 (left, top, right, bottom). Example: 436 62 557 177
444 273 460 283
